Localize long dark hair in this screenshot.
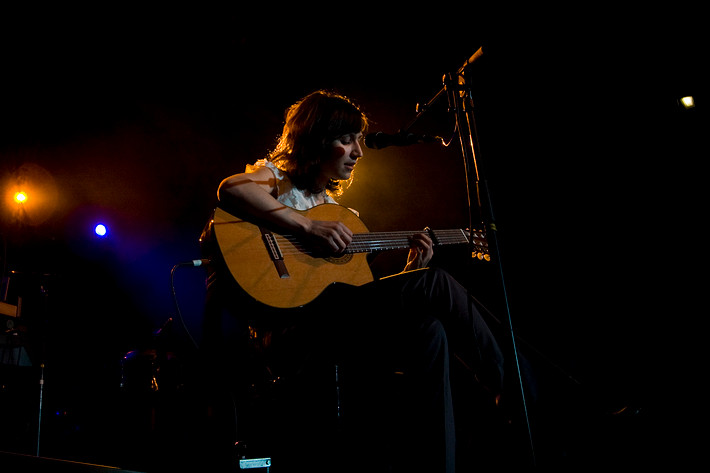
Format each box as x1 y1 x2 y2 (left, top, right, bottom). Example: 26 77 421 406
268 90 368 196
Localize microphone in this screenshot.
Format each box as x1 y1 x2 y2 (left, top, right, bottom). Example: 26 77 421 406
364 131 442 150
176 259 210 267
457 46 484 75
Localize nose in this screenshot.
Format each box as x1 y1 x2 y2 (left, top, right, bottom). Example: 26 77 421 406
352 139 363 158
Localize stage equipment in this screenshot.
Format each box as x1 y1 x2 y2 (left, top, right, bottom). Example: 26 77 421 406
367 45 537 466
680 95 695 109
1 295 30 367
169 259 209 350
0 299 20 318
239 457 272 471
13 191 27 204
0 270 54 456
0 331 32 366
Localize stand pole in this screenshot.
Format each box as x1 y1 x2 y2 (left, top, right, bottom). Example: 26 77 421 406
36 362 45 456
394 46 539 465
444 49 536 466
35 278 50 457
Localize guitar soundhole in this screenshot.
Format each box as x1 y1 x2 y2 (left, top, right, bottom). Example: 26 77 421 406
324 254 353 265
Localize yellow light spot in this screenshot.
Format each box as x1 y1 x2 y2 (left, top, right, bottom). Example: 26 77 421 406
680 96 695 109
13 191 27 204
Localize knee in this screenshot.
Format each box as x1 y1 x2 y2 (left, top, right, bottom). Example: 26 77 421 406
423 267 454 286
424 267 461 296
422 316 447 341
419 317 449 362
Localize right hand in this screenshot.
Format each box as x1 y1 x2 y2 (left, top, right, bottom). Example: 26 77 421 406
304 220 353 254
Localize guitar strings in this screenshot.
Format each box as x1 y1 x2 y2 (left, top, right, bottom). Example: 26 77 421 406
272 229 484 256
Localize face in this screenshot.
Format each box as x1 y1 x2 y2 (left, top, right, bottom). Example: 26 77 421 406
319 132 363 184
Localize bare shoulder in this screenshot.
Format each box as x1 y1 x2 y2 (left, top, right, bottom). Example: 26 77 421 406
220 165 277 193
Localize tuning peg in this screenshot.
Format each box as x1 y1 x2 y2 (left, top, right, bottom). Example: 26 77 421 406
472 251 491 262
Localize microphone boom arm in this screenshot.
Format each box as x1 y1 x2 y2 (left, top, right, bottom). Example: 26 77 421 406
402 45 484 133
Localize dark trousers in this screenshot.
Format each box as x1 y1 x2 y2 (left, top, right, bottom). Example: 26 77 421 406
342 268 505 473
202 267 505 473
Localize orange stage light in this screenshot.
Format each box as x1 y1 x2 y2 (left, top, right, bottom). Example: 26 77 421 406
13 191 28 204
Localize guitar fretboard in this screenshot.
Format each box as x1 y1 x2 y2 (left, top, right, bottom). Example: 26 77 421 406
275 229 484 256
347 229 472 253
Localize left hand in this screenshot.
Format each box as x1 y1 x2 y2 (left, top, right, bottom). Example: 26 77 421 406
404 231 434 271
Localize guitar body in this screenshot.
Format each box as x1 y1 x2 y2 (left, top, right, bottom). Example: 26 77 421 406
212 204 374 309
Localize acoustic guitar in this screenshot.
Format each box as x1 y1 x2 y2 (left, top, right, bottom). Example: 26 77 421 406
210 204 488 308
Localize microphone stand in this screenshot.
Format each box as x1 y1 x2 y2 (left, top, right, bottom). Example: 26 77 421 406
407 46 536 466
403 48 487 238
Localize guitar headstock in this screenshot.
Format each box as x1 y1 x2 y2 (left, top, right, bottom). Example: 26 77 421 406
465 229 490 262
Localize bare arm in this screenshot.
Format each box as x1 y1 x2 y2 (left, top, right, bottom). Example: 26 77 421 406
218 167 309 232
217 167 353 253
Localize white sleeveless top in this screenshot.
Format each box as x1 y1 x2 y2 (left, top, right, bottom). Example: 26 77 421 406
246 159 338 211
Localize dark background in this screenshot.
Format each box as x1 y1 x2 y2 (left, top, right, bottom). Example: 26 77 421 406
0 5 705 471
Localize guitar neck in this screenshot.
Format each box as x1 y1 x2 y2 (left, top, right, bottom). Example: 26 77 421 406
346 229 473 254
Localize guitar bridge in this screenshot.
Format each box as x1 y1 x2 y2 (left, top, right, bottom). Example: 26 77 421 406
260 228 290 279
